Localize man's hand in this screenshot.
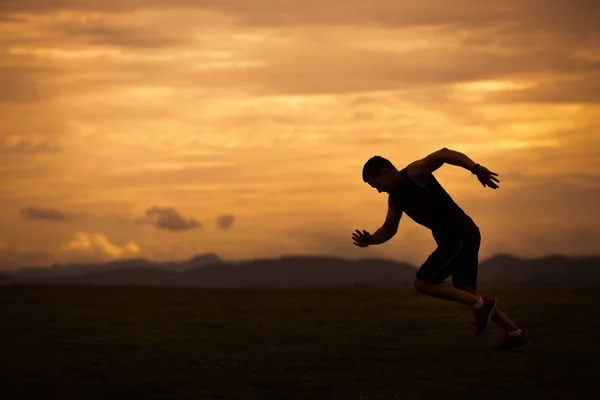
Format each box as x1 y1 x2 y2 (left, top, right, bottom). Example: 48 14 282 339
476 165 500 189
352 229 372 247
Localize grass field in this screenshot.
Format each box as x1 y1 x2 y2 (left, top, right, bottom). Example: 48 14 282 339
1 284 599 399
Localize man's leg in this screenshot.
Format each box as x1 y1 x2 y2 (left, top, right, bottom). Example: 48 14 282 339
414 278 480 306
415 236 486 307
414 278 497 336
451 232 523 334
461 284 531 349
459 285 519 332
415 239 497 335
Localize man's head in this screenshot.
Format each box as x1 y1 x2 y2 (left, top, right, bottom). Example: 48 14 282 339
362 156 399 193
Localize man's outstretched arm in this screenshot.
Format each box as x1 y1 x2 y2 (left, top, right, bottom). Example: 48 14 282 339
412 148 501 189
444 149 501 189
352 198 402 247
413 147 474 173
440 148 477 171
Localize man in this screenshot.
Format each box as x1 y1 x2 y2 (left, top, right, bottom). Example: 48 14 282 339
353 148 530 350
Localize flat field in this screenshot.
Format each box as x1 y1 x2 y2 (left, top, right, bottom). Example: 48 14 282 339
1 284 599 399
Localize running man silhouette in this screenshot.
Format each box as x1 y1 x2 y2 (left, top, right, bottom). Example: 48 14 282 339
354 148 530 350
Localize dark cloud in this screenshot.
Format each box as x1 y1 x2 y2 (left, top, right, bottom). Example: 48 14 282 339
2 2 597 98
1 1 598 39
0 0 597 66
51 20 192 49
136 206 201 232
0 14 22 22
216 214 235 229
19 207 84 222
52 43 600 98
211 49 600 96
0 138 61 154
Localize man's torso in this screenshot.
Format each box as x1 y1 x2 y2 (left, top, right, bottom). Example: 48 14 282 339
389 166 479 238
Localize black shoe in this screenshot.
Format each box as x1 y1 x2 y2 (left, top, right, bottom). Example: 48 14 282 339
489 331 531 351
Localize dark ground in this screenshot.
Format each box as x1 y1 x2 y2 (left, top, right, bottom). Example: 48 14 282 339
1 284 599 399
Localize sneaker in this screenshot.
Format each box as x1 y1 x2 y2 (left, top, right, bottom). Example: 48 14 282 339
489 331 531 351
472 297 497 336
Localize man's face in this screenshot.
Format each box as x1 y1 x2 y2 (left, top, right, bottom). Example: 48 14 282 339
368 168 394 193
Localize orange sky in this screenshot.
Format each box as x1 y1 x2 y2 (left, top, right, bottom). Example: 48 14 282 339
1 1 599 270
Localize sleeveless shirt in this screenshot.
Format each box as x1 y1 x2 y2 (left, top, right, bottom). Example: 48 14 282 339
389 166 479 238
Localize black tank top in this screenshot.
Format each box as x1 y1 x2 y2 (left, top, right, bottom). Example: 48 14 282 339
389 166 478 237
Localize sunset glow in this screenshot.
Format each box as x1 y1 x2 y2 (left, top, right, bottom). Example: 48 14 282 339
1 1 599 269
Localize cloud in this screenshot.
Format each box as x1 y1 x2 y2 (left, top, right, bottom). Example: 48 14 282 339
0 0 598 264
26 30 596 98
47 14 196 49
20 207 85 222
1 1 597 53
216 214 235 229
3 2 598 102
490 75 600 104
0 137 62 154
135 206 201 232
0 66 52 104
59 232 140 260
0 1 589 29
202 47 600 96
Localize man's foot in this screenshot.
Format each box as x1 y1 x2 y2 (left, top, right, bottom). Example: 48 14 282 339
472 296 497 336
489 331 531 351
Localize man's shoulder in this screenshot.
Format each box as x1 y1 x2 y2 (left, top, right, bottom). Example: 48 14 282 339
406 160 433 176
404 161 432 188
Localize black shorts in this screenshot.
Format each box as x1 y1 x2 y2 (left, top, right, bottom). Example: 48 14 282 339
416 229 482 289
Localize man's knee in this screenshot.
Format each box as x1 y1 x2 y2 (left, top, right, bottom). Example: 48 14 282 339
415 268 441 291
455 283 478 294
414 277 430 294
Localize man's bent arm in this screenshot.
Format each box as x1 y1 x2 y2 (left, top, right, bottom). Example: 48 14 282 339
368 225 396 245
443 148 477 172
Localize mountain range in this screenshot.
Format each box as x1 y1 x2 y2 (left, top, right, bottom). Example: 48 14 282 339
1 253 599 287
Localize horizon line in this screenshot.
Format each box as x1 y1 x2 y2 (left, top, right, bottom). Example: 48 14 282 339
8 251 600 273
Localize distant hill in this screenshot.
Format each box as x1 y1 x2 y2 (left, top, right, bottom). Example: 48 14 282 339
0 273 16 285
9 254 415 287
2 253 599 287
178 256 416 287
16 253 223 280
478 253 600 283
